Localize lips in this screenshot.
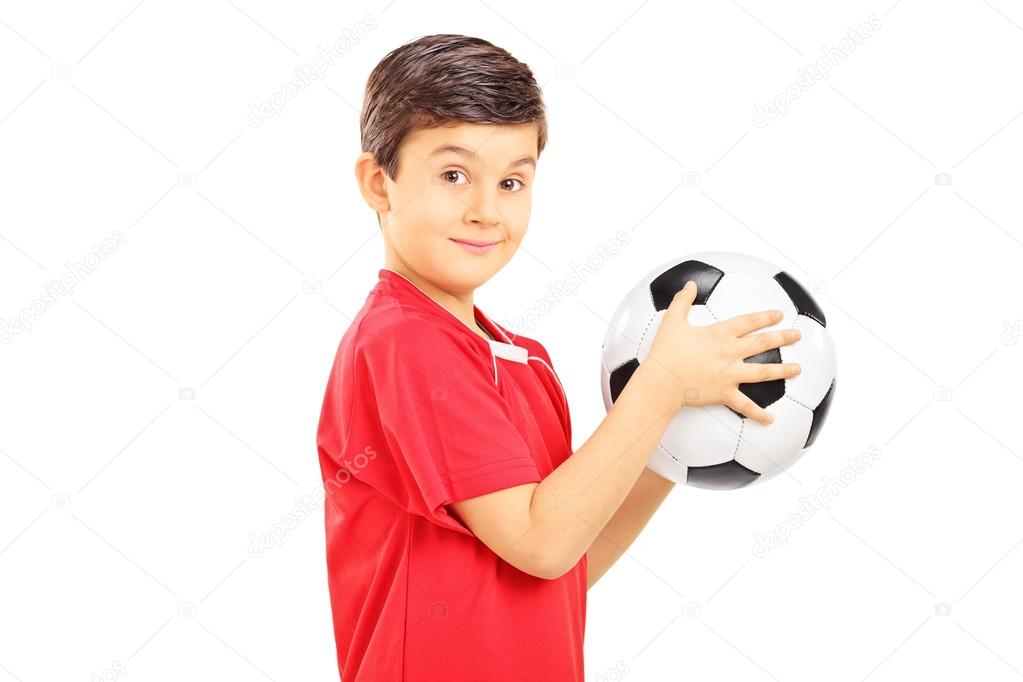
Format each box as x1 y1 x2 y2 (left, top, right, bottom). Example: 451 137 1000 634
450 238 500 247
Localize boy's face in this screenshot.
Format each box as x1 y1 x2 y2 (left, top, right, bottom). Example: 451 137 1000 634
374 122 538 295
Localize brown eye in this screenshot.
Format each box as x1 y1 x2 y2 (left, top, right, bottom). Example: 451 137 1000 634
441 170 468 185
502 178 524 192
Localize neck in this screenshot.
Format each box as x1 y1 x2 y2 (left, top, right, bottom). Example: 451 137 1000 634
383 257 481 334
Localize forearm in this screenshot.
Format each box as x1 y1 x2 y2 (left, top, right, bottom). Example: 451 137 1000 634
527 363 680 577
586 467 676 589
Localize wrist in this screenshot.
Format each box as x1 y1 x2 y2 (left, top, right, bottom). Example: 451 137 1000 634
634 361 682 413
640 465 677 488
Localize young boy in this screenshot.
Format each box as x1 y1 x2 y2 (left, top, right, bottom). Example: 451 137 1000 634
316 33 800 681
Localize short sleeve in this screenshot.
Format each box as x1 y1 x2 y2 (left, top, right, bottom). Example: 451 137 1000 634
353 319 541 534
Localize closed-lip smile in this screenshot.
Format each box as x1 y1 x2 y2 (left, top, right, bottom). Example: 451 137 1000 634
450 238 500 247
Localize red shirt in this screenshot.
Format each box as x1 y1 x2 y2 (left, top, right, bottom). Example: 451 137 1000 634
316 268 587 681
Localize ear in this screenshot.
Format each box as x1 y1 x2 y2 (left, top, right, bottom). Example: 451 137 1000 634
354 151 391 216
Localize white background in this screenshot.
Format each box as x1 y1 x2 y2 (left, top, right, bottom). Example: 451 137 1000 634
2 1 1022 680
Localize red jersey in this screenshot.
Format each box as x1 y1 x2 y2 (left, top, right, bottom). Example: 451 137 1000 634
316 267 587 681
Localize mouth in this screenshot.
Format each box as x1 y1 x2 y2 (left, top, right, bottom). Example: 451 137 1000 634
450 238 500 254
450 238 499 247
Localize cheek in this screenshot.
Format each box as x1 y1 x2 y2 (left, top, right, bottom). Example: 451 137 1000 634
505 195 532 226
390 185 448 236
415 184 467 222
501 204 530 251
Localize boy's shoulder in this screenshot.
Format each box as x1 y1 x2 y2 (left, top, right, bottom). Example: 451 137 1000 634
345 276 555 367
360 290 552 361
346 290 483 366
356 289 462 344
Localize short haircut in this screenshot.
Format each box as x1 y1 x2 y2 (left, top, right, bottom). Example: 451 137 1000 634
359 33 548 184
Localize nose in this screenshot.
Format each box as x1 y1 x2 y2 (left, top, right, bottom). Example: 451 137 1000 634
465 185 500 227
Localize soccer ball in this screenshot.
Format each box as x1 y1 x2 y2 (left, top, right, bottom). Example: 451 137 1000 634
599 252 837 490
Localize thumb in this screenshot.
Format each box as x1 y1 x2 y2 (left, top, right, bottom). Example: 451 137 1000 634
669 280 698 319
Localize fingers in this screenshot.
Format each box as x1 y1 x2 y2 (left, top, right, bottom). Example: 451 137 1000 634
669 280 699 318
729 391 774 425
721 308 784 338
742 328 802 357
739 361 802 383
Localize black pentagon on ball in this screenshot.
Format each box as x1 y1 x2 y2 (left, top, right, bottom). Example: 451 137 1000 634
774 270 826 327
804 377 836 448
687 459 760 490
724 348 784 420
608 357 640 404
650 260 724 311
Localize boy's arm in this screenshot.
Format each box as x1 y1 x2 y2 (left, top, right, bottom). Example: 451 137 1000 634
449 361 680 580
585 467 675 590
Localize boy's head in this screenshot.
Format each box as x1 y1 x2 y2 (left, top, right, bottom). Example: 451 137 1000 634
355 34 547 295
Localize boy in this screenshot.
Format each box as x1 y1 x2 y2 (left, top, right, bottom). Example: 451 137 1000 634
316 33 801 681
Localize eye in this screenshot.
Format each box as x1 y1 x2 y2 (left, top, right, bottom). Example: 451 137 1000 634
502 178 525 192
440 169 468 185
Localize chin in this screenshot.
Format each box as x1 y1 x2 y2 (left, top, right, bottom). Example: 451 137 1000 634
449 267 497 291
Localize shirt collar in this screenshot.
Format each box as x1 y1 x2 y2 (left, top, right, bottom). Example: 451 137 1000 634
376 268 517 347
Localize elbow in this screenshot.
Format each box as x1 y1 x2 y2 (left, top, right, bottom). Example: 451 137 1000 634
529 562 564 581
530 551 575 581
513 554 560 581
501 547 564 581
539 565 570 581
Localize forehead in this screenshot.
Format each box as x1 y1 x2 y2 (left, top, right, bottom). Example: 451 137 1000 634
404 122 538 163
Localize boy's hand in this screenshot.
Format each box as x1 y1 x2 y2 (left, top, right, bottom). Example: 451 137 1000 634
640 280 803 425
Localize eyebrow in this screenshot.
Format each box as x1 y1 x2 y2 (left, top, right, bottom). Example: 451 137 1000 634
427 144 536 170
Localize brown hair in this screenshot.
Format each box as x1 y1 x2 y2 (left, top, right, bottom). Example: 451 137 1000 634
359 34 548 183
